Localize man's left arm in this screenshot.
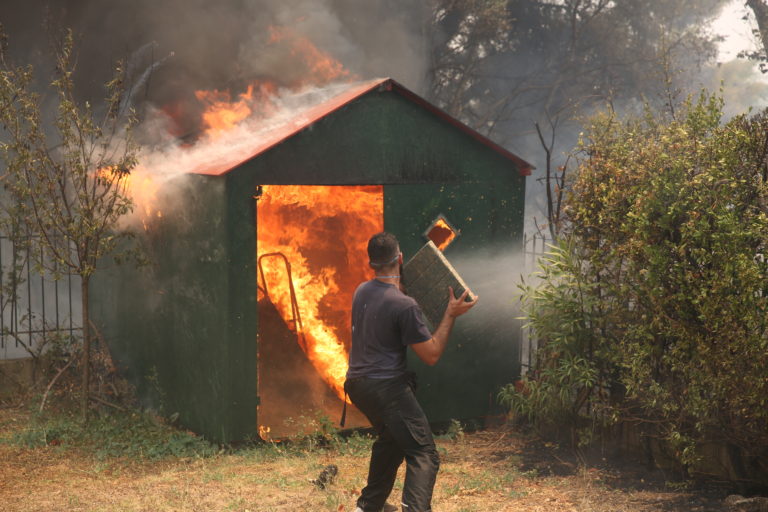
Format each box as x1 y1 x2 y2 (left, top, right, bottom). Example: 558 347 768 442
410 287 478 366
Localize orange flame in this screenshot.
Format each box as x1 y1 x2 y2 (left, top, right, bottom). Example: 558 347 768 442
194 82 281 137
193 25 354 139
257 185 383 401
427 217 457 251
121 169 162 230
96 166 160 231
268 26 352 87
127 25 355 225
126 28 375 400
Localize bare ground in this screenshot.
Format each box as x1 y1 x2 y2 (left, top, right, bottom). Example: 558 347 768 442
0 408 730 512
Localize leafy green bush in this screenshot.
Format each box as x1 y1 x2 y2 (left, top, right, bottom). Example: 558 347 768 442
505 94 768 478
499 239 611 446
7 409 218 459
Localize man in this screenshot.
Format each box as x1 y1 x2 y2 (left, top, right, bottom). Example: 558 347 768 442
345 232 478 512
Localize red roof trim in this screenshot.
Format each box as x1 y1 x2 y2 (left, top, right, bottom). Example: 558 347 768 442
191 77 533 177
191 79 388 176
386 79 534 176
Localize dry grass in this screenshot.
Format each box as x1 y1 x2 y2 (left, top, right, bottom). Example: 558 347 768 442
0 408 727 512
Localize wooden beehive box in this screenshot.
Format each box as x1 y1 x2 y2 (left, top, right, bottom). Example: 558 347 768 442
403 241 476 328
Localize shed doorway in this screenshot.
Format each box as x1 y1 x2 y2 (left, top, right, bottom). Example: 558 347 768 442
256 185 383 438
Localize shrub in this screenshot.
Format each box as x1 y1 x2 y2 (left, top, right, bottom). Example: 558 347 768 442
506 94 768 480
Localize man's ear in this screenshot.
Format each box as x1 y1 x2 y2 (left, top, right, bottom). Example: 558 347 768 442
398 252 404 264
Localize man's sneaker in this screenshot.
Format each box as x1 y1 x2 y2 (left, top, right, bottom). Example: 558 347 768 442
353 504 398 512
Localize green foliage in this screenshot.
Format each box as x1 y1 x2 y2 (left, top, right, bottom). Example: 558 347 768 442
509 93 768 475
6 408 218 460
0 26 140 420
430 0 724 134
333 429 374 457
3 405 377 463
499 239 610 443
268 411 374 457
0 28 137 279
281 411 342 450
436 419 465 442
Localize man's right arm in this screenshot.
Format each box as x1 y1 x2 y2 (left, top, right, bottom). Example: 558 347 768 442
411 287 478 366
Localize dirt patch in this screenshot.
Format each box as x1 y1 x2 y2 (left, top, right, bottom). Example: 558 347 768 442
0 408 731 511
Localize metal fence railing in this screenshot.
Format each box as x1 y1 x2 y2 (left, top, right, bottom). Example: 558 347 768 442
0 234 81 360
519 232 550 376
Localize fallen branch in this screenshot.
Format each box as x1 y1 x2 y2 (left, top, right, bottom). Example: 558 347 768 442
487 432 507 448
89 393 126 411
39 357 75 413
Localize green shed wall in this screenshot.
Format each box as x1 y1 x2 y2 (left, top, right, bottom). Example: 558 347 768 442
385 182 524 424
226 88 520 185
94 84 526 442
224 87 526 428
93 174 257 443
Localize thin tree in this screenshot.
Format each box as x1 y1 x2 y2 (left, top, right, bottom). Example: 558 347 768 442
0 26 137 421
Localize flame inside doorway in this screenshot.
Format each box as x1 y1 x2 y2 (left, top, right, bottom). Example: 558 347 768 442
256 185 384 404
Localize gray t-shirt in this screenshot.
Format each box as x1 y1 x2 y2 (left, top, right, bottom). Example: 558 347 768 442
346 279 432 379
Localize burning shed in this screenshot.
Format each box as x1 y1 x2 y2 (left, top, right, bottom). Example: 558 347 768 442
93 78 532 443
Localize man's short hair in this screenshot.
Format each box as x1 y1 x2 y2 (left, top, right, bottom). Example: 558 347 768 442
368 232 400 268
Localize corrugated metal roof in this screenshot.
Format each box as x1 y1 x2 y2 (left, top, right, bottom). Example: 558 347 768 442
190 78 533 176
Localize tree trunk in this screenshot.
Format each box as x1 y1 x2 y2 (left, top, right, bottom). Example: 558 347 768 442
748 0 768 56
81 275 90 423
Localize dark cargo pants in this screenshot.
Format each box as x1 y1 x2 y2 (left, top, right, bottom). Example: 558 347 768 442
344 374 440 512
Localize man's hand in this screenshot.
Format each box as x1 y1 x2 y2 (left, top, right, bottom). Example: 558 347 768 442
446 286 478 318
411 286 479 366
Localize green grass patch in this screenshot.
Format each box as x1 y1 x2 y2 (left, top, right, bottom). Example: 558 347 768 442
3 408 219 460
1 405 376 465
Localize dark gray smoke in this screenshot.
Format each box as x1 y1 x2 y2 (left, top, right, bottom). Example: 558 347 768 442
6 1 763 238
0 0 430 134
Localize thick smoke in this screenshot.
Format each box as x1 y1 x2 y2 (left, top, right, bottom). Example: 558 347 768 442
123 82 380 228
0 0 432 229
4 0 767 317
0 0 429 111
6 1 765 235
